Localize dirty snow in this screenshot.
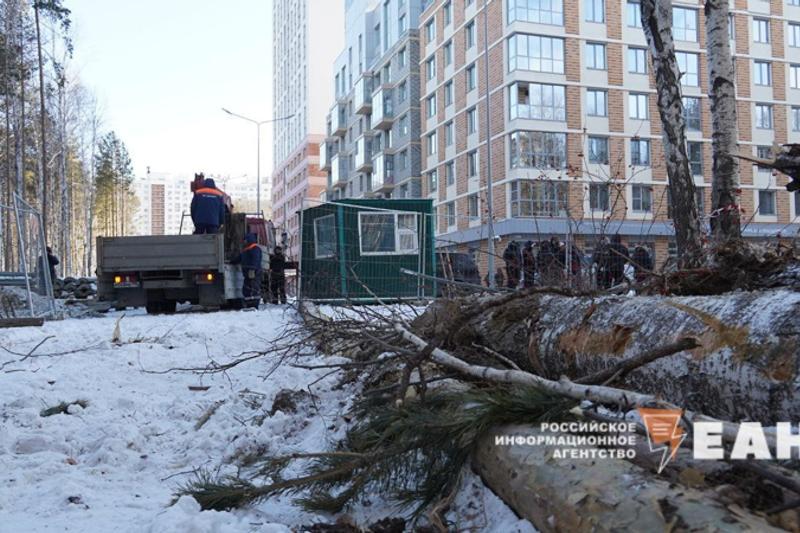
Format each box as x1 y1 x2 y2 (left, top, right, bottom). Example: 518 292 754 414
0 307 533 532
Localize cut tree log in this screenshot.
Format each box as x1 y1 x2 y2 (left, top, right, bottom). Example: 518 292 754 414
415 289 800 423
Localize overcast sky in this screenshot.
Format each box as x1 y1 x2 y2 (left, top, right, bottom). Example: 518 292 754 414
68 0 274 179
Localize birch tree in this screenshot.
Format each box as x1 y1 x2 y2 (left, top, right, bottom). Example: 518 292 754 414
640 0 702 263
704 0 741 243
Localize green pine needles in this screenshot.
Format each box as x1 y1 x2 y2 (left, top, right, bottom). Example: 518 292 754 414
175 385 570 517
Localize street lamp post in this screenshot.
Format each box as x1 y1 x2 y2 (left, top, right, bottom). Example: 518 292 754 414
221 108 294 215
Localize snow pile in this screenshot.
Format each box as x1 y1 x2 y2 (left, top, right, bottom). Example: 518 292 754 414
0 307 532 532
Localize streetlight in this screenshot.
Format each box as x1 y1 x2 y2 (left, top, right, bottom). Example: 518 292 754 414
221 108 294 215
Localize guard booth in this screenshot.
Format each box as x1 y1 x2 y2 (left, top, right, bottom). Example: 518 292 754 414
299 199 436 303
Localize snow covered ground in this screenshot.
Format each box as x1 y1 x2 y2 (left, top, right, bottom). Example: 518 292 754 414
0 307 535 532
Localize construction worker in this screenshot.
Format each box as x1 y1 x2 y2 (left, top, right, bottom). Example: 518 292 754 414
191 178 226 234
269 246 287 304
231 233 263 302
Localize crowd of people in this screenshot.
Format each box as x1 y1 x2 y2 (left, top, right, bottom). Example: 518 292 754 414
489 235 654 290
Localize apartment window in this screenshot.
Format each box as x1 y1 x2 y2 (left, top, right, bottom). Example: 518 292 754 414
631 185 652 212
398 81 407 102
790 64 800 89
676 52 699 86
510 82 567 121
445 202 456 227
586 42 606 69
359 212 419 255
590 183 610 211
627 1 642 27
468 194 479 221
399 13 407 35
728 14 735 40
757 145 773 172
688 142 703 176
758 190 776 215
399 114 409 136
427 94 437 118
753 61 771 86
791 0 800 6
444 40 453 66
792 107 800 131
629 93 649 119
446 161 455 185
466 20 476 49
466 63 477 92
444 0 452 25
755 103 773 129
510 180 568 217
398 47 407 68
585 0 604 22
426 19 436 43
507 0 565 25
672 7 698 42
509 131 567 169
468 150 478 177
427 132 438 155
313 215 336 258
753 18 770 43
695 188 705 215
790 23 800 48
444 81 454 106
426 57 436 80
507 34 565 74
683 97 701 131
628 47 648 74
586 89 607 116
428 170 438 192
445 121 454 146
588 136 609 164
630 139 651 166
467 107 478 134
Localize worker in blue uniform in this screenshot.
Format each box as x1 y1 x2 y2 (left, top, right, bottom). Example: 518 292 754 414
191 178 227 234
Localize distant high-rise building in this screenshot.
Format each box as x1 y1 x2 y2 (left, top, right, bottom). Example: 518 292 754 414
272 0 345 259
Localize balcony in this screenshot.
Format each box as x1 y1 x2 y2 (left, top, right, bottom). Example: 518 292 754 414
319 140 333 171
371 87 394 130
354 136 372 172
372 152 394 192
332 103 347 136
331 155 347 189
354 75 373 115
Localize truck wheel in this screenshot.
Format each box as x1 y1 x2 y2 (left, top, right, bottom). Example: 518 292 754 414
145 302 163 314
162 301 177 314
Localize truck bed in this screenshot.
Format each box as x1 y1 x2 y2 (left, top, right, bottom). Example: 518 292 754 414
97 234 225 273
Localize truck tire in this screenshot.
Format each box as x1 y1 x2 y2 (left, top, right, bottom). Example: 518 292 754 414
145 302 163 315
162 300 177 314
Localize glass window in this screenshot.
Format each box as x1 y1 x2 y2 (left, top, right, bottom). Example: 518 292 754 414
754 61 771 86
426 57 436 80
398 81 407 102
468 150 478 177
676 52 699 86
468 194 479 220
507 34 565 74
587 89 607 117
467 107 478 134
672 7 698 42
398 47 406 67
428 170 438 192
445 121 454 145
753 18 770 43
399 150 408 170
590 183 609 211
444 0 452 25
466 21 476 48
466 64 477 91
790 64 800 89
585 0 604 22
728 13 735 40
755 104 773 129
758 190 776 216
688 141 703 176
444 40 453 66
399 114 409 135
510 180 569 217
586 42 606 70
444 81 454 106
630 139 651 166
683 97 701 131
588 136 609 164
757 145 773 172
792 107 800 132
507 0 565 25
313 214 336 258
359 212 419 255
399 13 407 34
426 19 436 43
445 202 456 227
631 184 652 212
428 132 437 155
446 161 455 185
509 131 567 169
628 47 648 74
427 95 437 118
695 188 705 215
790 24 800 48
510 82 567 121
627 1 642 27
629 93 648 119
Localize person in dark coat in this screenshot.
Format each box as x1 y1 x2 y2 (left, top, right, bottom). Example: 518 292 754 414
230 233 262 300
191 178 227 234
607 234 629 286
502 241 521 289
593 237 611 289
522 241 536 288
269 246 288 304
631 245 653 282
37 246 60 294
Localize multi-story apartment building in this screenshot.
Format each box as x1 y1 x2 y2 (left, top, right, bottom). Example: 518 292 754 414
132 171 194 236
321 0 426 201
272 0 345 259
419 0 800 278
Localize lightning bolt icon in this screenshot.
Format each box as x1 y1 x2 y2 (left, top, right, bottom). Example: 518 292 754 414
638 408 687 473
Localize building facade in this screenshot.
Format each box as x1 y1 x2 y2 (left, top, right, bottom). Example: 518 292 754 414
416 0 800 277
272 0 345 259
321 0 426 201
